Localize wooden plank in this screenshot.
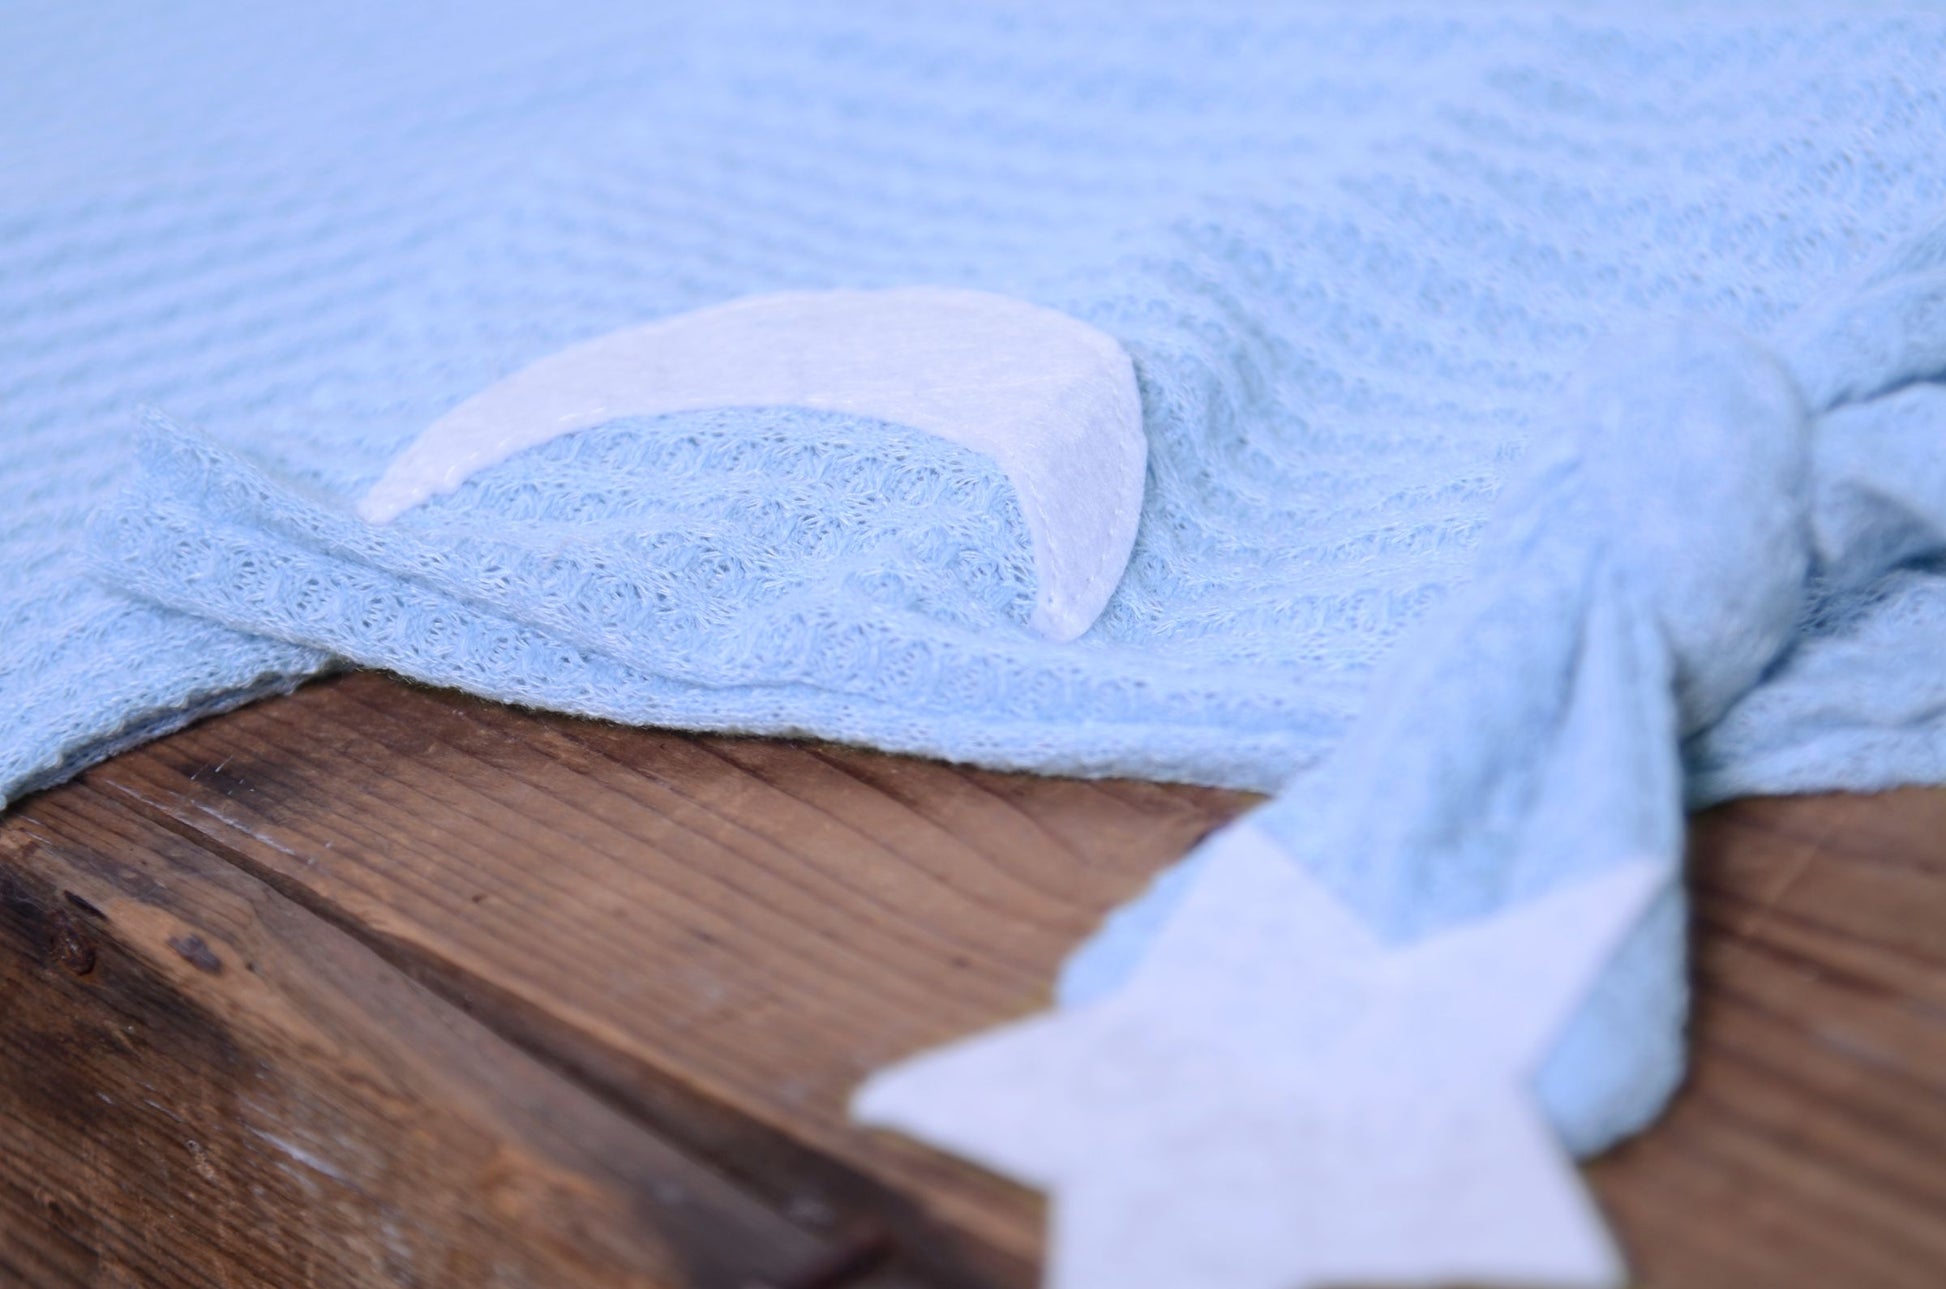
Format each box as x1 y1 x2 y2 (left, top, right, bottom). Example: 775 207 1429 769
0 779 913 1288
26 670 1946 1286
79 673 1252 1284
1584 796 1946 1288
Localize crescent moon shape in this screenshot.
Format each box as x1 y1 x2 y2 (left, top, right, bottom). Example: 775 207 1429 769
358 286 1147 642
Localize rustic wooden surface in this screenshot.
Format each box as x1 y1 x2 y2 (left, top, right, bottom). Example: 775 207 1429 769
1 670 1943 1287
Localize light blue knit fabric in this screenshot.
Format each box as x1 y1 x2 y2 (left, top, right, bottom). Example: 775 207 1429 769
8 2 1946 1155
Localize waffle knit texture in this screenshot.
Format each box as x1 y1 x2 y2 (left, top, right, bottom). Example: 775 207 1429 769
7 1 1946 1154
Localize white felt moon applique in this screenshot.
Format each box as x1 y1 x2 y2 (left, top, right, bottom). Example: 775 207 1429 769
358 287 1148 642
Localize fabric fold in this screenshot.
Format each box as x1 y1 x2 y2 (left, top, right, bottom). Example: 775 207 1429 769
8 0 1946 1178
1064 231 1946 1154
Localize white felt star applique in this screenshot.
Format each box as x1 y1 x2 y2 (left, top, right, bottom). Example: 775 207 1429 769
853 822 1666 1289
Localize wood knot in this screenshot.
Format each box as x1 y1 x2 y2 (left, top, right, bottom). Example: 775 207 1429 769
168 934 224 974
46 910 96 976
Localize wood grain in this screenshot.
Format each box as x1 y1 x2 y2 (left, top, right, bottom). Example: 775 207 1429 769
0 669 1941 1287
0 780 912 1288
1586 794 1946 1287
77 674 1254 1284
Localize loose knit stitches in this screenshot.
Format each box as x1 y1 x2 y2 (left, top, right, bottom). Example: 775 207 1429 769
7 0 1946 1151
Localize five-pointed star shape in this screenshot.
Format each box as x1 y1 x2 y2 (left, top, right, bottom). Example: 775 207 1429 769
853 821 1666 1289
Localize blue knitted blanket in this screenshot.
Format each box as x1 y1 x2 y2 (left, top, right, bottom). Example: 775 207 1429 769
7 1 1946 1155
